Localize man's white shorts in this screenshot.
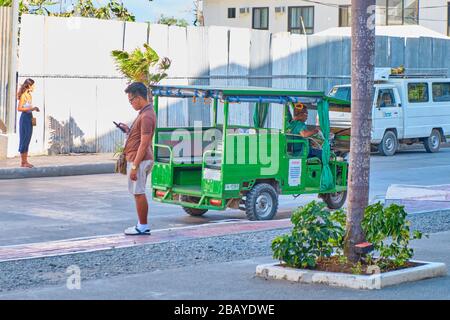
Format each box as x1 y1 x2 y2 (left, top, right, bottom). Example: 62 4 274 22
127 160 154 195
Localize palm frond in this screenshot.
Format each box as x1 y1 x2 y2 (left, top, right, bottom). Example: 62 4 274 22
111 43 171 88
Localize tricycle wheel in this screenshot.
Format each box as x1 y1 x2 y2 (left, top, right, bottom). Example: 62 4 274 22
182 207 208 217
245 183 279 221
320 191 347 209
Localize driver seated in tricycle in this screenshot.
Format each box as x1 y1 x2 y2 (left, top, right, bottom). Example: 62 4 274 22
287 103 323 159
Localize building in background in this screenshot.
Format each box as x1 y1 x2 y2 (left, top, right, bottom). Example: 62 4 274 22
203 0 450 36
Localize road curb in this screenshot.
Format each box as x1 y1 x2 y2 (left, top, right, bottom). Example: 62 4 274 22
0 163 115 179
255 260 447 290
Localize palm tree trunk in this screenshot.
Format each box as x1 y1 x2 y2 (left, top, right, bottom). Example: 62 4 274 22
344 0 376 263
147 86 153 105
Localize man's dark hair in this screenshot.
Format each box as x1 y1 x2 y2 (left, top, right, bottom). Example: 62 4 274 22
125 82 148 100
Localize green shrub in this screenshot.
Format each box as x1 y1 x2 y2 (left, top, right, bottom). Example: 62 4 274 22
363 202 425 269
271 201 345 268
272 201 424 271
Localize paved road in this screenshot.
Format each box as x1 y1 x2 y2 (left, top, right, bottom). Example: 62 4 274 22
1 148 449 246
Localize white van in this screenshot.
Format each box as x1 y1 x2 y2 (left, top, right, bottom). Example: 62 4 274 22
328 69 450 156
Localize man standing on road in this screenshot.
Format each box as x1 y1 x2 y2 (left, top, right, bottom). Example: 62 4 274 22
119 82 156 235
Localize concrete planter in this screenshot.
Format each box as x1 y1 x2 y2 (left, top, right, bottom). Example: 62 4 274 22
256 260 447 290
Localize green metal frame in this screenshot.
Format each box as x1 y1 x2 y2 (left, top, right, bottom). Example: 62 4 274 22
150 86 349 211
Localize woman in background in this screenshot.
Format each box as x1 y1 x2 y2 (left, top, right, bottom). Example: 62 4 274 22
17 78 40 168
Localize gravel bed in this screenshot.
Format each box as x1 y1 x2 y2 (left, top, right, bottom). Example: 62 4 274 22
409 210 450 234
1 209 449 293
0 229 289 293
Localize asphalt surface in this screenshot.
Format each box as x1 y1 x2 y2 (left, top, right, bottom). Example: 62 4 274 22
1 148 450 246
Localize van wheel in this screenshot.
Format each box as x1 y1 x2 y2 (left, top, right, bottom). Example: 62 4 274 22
378 131 398 156
182 207 208 217
320 191 347 210
245 183 279 221
424 129 441 153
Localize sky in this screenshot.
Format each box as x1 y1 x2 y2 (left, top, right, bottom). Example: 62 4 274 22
96 0 194 24
122 0 196 24
60 0 196 24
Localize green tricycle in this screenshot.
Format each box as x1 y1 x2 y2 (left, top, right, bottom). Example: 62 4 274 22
150 85 350 220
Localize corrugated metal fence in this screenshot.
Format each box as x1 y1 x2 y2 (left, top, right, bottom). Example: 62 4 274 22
0 7 11 133
16 14 450 155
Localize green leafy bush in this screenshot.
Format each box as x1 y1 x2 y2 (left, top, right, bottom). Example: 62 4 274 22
272 201 424 271
363 202 425 269
272 201 345 268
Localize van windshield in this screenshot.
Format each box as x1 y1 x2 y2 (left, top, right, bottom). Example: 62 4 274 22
328 86 351 102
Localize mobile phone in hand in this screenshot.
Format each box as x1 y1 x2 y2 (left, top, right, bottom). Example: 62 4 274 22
113 121 127 133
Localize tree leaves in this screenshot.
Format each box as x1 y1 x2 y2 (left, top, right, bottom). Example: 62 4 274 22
157 14 188 27
111 44 172 92
0 0 12 7
4 0 138 22
273 201 424 270
362 202 426 269
272 201 346 269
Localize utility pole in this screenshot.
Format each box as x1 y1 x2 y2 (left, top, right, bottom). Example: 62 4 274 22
195 0 204 26
344 0 376 262
6 0 19 134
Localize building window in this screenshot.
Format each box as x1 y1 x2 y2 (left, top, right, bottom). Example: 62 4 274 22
387 0 403 25
403 0 419 24
376 0 387 25
339 5 351 27
377 0 419 25
252 7 269 30
288 6 314 34
408 83 429 103
228 8 236 19
448 2 450 36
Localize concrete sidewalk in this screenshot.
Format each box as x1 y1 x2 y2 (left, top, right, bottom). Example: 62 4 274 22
386 184 450 213
0 153 116 179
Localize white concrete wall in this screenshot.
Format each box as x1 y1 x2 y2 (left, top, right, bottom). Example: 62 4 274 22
17 15 134 156
203 0 449 36
419 0 449 36
15 13 450 156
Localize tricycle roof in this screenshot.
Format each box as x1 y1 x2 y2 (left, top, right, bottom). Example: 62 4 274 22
151 85 350 107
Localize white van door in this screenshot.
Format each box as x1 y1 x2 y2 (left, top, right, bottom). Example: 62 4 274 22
372 87 403 141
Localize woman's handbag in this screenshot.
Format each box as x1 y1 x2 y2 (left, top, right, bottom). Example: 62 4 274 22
115 152 128 175
31 117 36 126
